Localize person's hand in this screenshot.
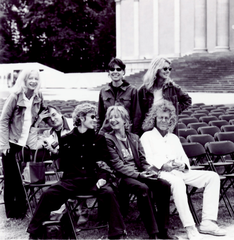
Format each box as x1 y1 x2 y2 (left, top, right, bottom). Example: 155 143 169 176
139 170 158 180
34 109 50 127
96 178 106 188
173 161 185 172
161 160 181 172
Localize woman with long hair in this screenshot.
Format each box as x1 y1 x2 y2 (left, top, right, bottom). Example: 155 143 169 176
138 56 192 135
104 105 172 239
0 68 45 218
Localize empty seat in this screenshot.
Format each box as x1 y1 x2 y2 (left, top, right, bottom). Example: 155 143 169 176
192 103 205 108
179 117 199 126
197 126 220 137
187 134 214 147
200 106 216 112
195 109 209 115
226 110 234 115
199 116 218 124
178 122 187 129
209 120 229 129
178 114 190 120
219 114 234 122
208 112 224 118
229 119 234 125
181 110 193 116
221 125 234 132
187 122 208 131
214 132 234 143
179 136 187 143
191 113 207 119
178 128 197 139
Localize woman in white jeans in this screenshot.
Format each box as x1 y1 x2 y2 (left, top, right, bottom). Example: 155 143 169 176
140 99 226 240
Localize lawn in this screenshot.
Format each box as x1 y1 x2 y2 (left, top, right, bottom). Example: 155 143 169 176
0 186 234 240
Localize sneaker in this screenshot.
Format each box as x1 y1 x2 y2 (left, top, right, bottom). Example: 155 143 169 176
199 221 226 236
186 226 203 240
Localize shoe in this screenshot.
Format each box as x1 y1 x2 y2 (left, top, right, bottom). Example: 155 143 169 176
186 226 203 240
199 221 226 236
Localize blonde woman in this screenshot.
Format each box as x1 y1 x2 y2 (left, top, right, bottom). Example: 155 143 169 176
0 69 45 218
138 56 191 135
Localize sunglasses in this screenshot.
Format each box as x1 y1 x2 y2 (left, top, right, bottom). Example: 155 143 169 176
162 67 172 72
109 67 122 72
90 115 97 119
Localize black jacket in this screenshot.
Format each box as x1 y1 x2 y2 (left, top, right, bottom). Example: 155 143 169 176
59 128 109 181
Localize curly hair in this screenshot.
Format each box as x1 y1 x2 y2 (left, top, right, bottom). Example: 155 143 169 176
142 100 177 133
105 105 131 131
11 69 41 95
72 103 97 127
143 56 171 90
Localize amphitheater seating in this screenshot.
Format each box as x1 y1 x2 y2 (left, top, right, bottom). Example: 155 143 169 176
221 125 234 132
179 117 199 126
197 126 220 137
219 114 234 122
199 116 218 124
187 122 208 131
208 120 229 129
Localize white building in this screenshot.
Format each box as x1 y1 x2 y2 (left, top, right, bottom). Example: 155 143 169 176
115 0 234 72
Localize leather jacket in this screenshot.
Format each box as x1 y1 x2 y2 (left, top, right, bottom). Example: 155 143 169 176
97 80 141 135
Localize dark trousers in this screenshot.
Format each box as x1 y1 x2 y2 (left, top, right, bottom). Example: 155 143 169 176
27 178 126 238
2 143 27 218
118 177 171 236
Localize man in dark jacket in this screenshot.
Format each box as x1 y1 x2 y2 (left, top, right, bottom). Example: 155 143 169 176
97 58 141 135
27 103 126 239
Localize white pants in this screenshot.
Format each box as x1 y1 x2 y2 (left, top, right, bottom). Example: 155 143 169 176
160 169 220 227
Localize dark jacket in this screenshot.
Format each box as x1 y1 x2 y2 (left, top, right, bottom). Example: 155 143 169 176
97 80 141 135
138 80 192 133
105 131 150 179
59 128 109 181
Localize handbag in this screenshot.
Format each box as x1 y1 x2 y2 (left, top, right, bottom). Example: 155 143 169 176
20 146 46 184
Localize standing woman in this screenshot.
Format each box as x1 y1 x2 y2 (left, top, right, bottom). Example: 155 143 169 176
97 58 141 135
138 56 192 135
0 69 45 218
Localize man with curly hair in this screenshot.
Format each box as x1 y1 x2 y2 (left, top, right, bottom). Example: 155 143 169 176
27 103 126 239
140 100 226 240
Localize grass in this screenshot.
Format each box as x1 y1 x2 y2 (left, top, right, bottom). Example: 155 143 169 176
1 184 234 239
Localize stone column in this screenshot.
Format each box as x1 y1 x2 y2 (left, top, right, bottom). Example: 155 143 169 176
115 0 122 58
174 0 181 56
194 0 207 52
215 0 229 51
153 0 159 56
133 0 139 59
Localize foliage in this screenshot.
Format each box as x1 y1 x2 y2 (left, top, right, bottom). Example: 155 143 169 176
0 0 116 72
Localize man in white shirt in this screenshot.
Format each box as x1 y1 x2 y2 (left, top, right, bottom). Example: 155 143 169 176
140 100 226 240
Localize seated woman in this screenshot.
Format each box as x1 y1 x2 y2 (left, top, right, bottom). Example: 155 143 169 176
104 105 172 239
140 100 226 240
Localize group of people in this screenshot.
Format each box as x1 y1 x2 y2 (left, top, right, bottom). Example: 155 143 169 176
0 57 226 240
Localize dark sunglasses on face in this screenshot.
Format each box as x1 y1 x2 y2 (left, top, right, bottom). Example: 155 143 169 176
90 115 97 119
162 67 172 72
109 67 122 72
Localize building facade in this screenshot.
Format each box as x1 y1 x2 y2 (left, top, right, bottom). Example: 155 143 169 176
115 0 234 72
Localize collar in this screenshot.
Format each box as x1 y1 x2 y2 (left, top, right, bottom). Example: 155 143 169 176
152 127 169 139
104 79 129 92
16 92 42 107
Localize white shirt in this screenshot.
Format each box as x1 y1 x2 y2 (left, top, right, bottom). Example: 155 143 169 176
17 93 34 146
140 127 190 170
153 88 163 105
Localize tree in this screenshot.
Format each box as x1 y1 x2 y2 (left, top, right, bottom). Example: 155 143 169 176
0 0 116 72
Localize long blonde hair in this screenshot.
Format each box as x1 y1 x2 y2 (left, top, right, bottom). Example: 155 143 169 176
11 69 41 95
143 56 171 90
142 100 177 133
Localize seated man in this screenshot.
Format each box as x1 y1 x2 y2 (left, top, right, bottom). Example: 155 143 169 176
29 105 73 151
27 103 126 239
140 100 226 240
